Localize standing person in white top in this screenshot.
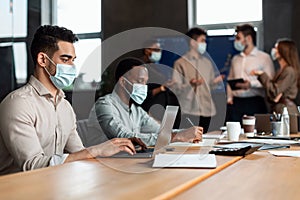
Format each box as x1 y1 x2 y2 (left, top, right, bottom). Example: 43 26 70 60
227 24 275 122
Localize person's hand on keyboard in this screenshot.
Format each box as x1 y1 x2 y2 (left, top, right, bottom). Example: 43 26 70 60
129 137 147 151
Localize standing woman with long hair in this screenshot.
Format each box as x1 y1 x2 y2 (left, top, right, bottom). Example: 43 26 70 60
251 38 300 114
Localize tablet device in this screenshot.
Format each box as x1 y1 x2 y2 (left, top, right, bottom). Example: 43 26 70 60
227 78 245 90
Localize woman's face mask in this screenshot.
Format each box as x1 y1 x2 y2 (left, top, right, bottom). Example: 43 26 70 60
271 48 278 61
44 54 77 89
123 77 148 104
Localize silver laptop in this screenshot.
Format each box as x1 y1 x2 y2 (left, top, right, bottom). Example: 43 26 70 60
111 105 179 158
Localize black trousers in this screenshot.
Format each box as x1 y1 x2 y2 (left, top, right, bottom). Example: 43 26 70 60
226 96 268 124
180 114 211 134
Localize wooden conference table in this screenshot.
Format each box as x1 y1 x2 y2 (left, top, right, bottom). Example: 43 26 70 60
1 134 300 200
0 146 240 200
174 145 300 200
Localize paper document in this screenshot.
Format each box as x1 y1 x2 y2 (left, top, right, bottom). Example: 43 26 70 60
169 139 216 147
203 134 225 140
241 139 300 145
152 154 217 168
269 150 300 157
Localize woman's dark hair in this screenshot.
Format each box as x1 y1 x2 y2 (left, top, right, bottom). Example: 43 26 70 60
30 25 78 66
277 38 300 87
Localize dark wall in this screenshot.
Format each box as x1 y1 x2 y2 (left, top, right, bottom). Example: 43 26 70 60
263 0 294 52
103 0 299 54
27 0 41 80
292 0 300 50
102 0 188 39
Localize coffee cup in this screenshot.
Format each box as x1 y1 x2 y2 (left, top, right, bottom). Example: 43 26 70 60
242 115 256 137
226 122 241 141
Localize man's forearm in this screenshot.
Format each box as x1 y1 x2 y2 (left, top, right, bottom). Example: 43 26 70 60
64 148 94 163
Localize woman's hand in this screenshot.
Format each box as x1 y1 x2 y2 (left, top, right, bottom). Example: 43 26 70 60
250 70 264 76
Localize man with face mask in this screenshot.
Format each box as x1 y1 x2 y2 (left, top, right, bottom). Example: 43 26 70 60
92 57 203 146
226 24 275 122
139 40 180 128
172 27 224 133
142 40 162 64
0 25 138 175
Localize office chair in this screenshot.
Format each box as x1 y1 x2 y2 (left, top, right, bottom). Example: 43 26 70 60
76 119 108 147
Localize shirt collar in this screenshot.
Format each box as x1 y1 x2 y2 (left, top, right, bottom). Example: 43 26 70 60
112 89 131 111
28 75 65 98
186 50 200 60
241 47 258 57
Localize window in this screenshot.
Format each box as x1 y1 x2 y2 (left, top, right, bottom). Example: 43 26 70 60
0 0 28 84
13 42 27 83
50 0 102 85
188 0 263 47
73 38 101 82
195 0 262 25
0 0 27 38
55 0 101 34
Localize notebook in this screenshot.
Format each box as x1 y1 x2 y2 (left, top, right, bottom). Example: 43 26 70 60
111 105 179 158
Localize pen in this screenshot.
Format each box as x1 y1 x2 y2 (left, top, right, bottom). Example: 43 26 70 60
186 117 201 143
186 117 195 126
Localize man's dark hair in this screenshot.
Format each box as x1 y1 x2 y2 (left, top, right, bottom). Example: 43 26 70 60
186 27 207 41
235 24 257 46
115 57 145 82
142 39 160 55
30 25 78 66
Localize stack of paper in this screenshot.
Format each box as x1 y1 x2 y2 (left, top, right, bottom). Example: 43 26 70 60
152 153 217 168
269 151 300 157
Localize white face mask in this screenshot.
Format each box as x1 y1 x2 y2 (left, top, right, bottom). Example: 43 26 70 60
271 48 277 61
234 40 246 52
197 42 207 54
44 54 77 89
123 77 148 104
149 51 162 62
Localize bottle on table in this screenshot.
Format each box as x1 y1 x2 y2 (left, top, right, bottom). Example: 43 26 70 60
281 107 290 137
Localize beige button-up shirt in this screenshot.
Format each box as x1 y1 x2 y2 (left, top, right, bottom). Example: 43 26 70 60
172 51 218 117
0 76 84 175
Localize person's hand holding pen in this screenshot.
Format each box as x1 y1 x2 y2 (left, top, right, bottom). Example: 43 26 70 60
172 126 203 143
171 117 203 143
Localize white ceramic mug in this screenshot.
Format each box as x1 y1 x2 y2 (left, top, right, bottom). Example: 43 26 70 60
226 122 241 141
